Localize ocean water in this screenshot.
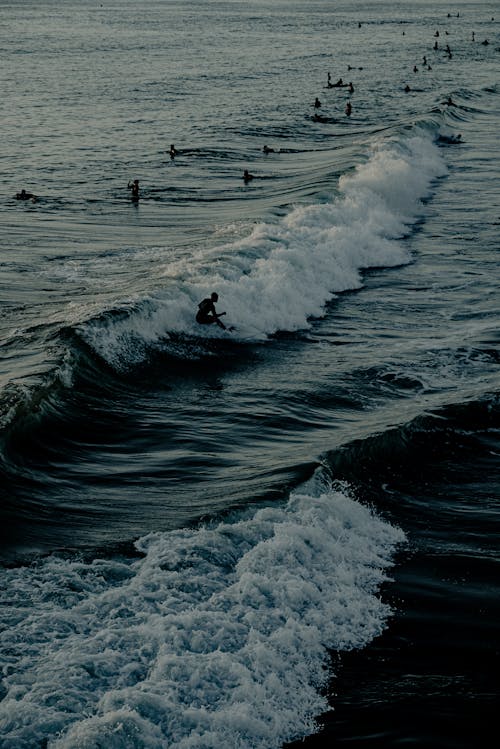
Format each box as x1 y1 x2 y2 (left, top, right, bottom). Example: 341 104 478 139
1 1 499 747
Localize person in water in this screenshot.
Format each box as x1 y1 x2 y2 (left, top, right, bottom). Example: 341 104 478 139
438 132 462 144
263 145 274 154
345 100 352 116
196 292 226 330
15 189 36 201
127 179 139 199
314 97 322 108
243 169 254 182
169 144 177 158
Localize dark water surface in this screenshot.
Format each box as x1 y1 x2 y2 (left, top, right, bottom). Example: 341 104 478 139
1 1 499 747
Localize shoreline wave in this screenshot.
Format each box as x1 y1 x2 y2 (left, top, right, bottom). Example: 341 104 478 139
0 479 404 749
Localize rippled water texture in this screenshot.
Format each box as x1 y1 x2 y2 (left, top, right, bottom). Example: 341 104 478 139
1 1 499 747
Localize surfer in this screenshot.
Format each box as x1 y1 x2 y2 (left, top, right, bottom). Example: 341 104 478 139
127 179 139 200
345 100 352 116
169 144 177 158
263 145 275 154
196 292 227 330
243 169 254 183
438 133 462 144
314 97 322 108
15 189 37 202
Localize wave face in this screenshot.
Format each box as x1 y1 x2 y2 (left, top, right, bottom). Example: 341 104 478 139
0 483 403 749
76 132 446 371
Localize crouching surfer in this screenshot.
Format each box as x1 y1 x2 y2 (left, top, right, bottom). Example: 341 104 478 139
196 292 227 330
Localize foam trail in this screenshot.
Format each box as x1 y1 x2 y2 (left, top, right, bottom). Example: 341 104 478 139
0 482 404 749
78 130 446 369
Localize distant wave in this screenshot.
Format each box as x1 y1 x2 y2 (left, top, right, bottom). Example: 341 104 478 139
322 393 500 488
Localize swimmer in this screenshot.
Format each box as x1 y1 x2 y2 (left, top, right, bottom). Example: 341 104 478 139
263 145 275 154
196 292 227 330
404 84 411 92
127 179 139 199
348 82 354 93
345 100 352 116
243 169 254 183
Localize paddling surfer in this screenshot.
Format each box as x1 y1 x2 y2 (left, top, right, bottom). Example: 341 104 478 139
15 189 37 202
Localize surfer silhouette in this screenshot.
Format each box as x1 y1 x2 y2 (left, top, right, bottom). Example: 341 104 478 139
15 189 37 202
127 179 139 200
196 292 227 330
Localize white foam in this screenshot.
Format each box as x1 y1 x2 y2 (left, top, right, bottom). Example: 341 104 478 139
78 131 446 369
0 482 405 748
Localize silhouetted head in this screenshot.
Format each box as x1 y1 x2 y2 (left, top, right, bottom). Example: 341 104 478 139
211 292 218 302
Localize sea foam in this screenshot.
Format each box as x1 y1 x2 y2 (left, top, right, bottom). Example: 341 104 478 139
0 481 404 748
78 131 446 369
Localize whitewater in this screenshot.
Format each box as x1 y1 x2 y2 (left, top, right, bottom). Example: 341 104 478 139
78 133 446 370
0 483 404 748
